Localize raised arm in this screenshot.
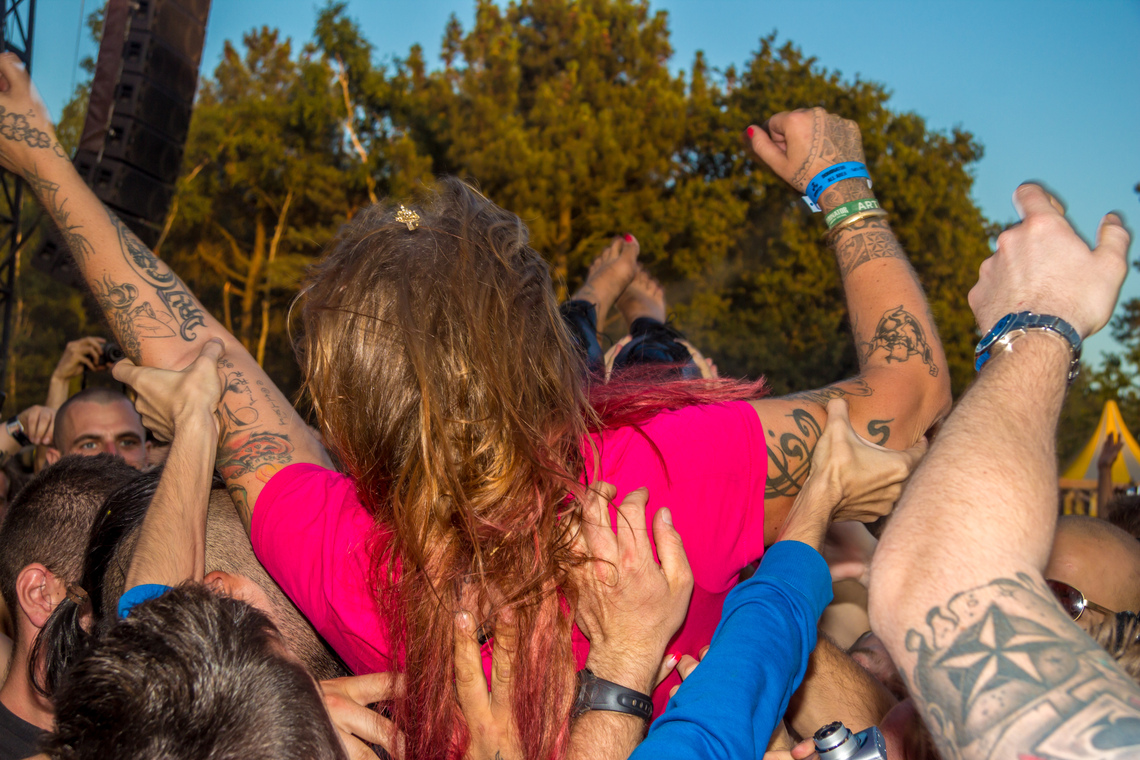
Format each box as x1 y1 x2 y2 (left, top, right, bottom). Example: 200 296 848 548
0 54 330 525
745 108 951 544
869 185 1136 760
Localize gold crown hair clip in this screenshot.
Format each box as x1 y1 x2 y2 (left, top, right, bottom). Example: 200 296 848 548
395 205 420 231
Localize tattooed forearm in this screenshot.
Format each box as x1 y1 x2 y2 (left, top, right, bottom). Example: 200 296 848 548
832 219 908 279
216 429 294 482
866 419 892 446
0 105 66 158
906 573 1140 760
857 305 939 377
765 407 822 498
226 484 252 527
787 378 873 408
90 274 176 363
109 212 206 340
23 164 95 261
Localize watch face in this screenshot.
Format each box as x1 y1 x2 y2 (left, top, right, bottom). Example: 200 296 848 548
976 313 1016 354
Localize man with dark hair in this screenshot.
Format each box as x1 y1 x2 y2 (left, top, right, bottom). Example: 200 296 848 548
0 455 138 760
45 388 146 470
43 584 347 760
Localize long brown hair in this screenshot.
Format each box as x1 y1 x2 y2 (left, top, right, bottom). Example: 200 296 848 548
298 179 588 758
297 179 766 758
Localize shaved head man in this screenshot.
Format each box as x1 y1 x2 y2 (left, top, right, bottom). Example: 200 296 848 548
1046 515 1140 630
47 388 147 470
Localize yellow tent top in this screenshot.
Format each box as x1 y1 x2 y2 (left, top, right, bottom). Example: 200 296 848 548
1062 399 1140 484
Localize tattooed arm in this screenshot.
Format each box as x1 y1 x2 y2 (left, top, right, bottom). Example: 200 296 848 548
745 108 952 543
868 186 1132 760
0 54 331 526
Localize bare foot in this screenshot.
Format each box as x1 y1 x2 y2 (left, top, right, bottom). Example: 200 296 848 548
617 267 666 326
571 235 639 326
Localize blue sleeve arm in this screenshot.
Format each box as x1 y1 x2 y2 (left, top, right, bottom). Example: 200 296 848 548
117 583 173 619
630 541 833 760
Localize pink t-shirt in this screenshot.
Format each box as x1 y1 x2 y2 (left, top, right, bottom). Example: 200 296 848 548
251 401 768 715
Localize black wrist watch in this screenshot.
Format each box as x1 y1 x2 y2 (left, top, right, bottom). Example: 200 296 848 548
4 416 30 447
571 668 654 722
974 311 1082 384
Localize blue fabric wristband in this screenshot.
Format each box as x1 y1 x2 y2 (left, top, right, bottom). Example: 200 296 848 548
803 162 871 212
117 583 172 618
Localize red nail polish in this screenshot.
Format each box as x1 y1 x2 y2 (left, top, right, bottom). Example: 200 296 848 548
624 234 633 242
668 652 682 662
746 126 755 138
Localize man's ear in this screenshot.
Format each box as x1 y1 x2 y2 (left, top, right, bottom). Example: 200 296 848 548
15 564 64 629
203 570 238 596
43 447 60 466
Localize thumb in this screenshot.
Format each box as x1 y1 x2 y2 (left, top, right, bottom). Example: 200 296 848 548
652 508 692 591
110 357 140 386
900 435 929 469
748 123 789 171
1095 212 1131 262
195 338 226 366
0 53 25 93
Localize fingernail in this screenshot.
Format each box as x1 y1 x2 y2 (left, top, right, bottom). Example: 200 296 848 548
624 233 634 243
668 652 681 663
1108 211 1126 224
746 126 755 138
659 507 673 526
455 611 472 631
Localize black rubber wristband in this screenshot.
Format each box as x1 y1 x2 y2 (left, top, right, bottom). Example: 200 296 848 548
5 417 29 448
572 667 653 722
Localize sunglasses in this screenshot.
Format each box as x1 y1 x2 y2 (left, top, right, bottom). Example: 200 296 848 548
1047 579 1116 621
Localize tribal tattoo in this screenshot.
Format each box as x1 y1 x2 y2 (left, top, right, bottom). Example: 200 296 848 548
906 574 1140 760
23 164 95 261
0 105 66 158
90 274 176 363
765 407 822 498
858 305 939 377
789 108 865 190
109 212 206 341
787 378 873 408
866 418 892 446
831 218 908 279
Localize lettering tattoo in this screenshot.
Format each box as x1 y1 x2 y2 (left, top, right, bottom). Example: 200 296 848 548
90 274 176 363
787 378 873 408
765 407 822 498
867 418 892 446
23 164 95 261
858 306 939 377
831 218 907 279
109 213 206 341
0 105 66 158
906 574 1140 760
256 380 290 426
789 108 865 190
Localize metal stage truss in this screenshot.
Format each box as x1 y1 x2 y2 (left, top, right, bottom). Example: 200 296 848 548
0 0 35 410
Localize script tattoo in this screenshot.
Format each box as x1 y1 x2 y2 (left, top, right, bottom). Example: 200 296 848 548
867 418 892 446
858 306 939 377
109 213 206 341
832 219 907 279
0 105 66 158
23 164 95 262
906 574 1140 760
790 108 865 189
90 274 176 363
765 407 822 498
787 378 873 408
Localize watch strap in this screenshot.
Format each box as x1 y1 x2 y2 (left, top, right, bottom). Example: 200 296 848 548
4 417 30 447
974 311 1082 384
572 668 654 722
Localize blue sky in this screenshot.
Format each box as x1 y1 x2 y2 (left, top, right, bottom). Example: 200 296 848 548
30 0 1140 364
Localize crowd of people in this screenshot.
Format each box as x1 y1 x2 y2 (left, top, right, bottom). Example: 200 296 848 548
0 50 1133 760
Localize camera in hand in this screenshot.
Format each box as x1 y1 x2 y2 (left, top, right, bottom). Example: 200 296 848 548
100 342 126 365
813 721 887 760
